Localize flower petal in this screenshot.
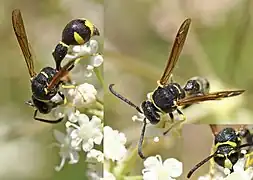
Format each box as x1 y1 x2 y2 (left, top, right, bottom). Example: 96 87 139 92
82 139 94 152
163 158 183 178
144 156 162 169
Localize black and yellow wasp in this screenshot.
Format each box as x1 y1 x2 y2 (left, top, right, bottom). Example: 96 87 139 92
109 18 245 159
12 9 81 123
187 125 253 179
52 17 100 70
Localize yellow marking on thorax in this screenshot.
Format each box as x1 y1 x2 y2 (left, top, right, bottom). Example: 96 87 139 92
59 41 69 48
157 80 164 88
172 84 181 94
74 32 85 44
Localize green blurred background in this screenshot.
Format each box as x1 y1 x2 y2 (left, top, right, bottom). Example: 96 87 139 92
0 0 102 179
105 0 253 179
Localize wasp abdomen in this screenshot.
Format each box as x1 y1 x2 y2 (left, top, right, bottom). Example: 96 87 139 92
62 19 92 45
184 76 210 96
141 101 160 124
31 67 58 100
32 96 52 114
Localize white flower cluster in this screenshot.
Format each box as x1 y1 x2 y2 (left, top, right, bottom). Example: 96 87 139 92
142 155 183 180
66 40 103 78
50 40 104 175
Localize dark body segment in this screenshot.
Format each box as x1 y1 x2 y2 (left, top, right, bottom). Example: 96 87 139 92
141 101 160 124
31 67 58 100
62 19 91 45
152 83 185 113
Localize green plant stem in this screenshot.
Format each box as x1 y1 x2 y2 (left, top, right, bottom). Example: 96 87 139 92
124 176 143 180
94 66 104 88
85 109 103 120
114 146 141 179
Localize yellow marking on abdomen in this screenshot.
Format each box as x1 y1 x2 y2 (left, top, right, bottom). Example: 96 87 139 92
74 32 85 44
41 72 49 78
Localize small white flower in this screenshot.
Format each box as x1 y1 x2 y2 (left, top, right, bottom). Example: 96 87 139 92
53 129 80 171
66 114 103 152
154 136 160 142
223 167 253 180
67 83 97 107
71 40 98 56
101 170 116 180
87 149 104 163
67 109 80 123
90 54 103 67
89 40 99 54
103 126 127 161
142 155 182 180
85 65 94 77
132 112 147 123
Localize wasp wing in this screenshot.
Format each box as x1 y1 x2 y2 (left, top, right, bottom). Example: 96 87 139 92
12 9 37 78
159 18 191 86
177 90 245 106
47 58 77 90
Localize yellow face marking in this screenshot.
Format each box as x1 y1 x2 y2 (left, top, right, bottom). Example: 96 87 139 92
215 141 237 149
224 158 233 169
84 19 94 36
74 32 85 44
41 72 49 78
59 41 69 48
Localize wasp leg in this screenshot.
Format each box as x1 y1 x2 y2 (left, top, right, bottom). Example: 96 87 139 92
244 150 253 168
163 110 186 135
177 109 186 121
138 118 147 159
25 100 34 107
33 109 64 124
56 91 68 105
61 84 76 89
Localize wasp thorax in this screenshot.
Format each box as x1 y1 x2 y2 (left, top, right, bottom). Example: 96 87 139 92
31 67 58 100
152 83 185 113
215 128 239 144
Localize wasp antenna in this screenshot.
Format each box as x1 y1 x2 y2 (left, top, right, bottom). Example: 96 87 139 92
138 118 147 159
187 153 216 178
109 84 143 114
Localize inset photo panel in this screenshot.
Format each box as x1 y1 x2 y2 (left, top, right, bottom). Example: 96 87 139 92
183 124 253 180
